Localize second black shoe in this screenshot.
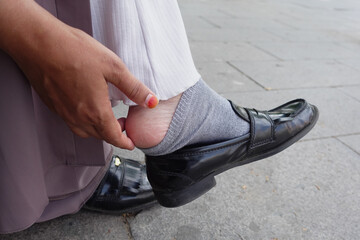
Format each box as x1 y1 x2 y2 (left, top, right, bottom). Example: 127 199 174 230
145 99 319 207
84 156 157 214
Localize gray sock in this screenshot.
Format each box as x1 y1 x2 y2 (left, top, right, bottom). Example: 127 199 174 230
141 79 250 156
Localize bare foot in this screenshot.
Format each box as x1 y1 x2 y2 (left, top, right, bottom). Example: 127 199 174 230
125 94 181 148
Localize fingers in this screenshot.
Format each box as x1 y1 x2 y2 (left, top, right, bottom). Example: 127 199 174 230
68 112 134 150
117 117 126 130
93 110 134 150
105 57 159 109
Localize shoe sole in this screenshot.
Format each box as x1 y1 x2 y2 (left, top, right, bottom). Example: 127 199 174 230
155 105 319 207
82 200 158 215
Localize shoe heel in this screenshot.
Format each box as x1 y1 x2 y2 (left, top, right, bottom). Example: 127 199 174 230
154 176 216 208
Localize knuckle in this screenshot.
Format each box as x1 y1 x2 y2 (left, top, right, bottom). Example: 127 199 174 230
75 102 108 126
70 127 89 138
128 81 142 100
108 59 126 82
79 133 90 138
95 118 114 138
109 57 123 70
97 123 122 145
74 102 87 117
86 112 102 125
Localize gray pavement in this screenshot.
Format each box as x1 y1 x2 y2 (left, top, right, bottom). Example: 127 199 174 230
2 0 360 239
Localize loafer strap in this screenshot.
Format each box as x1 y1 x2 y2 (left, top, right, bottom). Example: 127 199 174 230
245 108 275 150
96 156 144 199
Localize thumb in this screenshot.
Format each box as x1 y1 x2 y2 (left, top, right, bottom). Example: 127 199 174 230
105 58 159 108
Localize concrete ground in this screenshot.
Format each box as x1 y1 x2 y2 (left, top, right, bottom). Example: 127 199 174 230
2 0 360 239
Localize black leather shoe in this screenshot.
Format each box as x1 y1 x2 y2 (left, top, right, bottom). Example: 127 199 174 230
146 99 319 207
84 156 157 214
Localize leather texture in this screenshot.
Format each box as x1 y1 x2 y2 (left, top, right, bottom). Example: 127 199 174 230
84 156 157 214
146 99 319 207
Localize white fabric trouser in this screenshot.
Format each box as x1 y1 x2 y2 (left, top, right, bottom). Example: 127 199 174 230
90 0 200 105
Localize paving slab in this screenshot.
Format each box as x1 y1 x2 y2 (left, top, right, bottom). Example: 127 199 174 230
272 11 360 31
327 30 360 44
187 28 282 42
181 16 217 31
337 134 360 155
178 2 229 18
189 42 278 62
337 42 360 54
223 88 360 140
213 1 310 20
198 16 295 31
251 42 359 60
230 60 360 89
336 59 360 71
130 139 360 240
343 12 360 24
337 86 360 102
196 61 264 93
265 29 348 43
0 210 130 240
288 0 360 12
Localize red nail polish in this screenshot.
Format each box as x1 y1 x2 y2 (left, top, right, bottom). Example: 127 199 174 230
145 94 159 108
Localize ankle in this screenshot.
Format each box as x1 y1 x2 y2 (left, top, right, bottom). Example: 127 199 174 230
125 94 181 148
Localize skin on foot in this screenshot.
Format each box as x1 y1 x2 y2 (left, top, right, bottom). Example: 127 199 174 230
125 94 181 148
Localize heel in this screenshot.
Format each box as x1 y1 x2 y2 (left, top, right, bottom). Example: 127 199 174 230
154 176 216 207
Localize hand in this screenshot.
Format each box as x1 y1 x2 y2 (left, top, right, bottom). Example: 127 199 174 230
0 0 158 149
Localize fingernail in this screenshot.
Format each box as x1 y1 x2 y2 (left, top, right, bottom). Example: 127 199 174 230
145 94 159 108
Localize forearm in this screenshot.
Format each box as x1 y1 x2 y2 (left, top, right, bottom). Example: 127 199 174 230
0 0 68 63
